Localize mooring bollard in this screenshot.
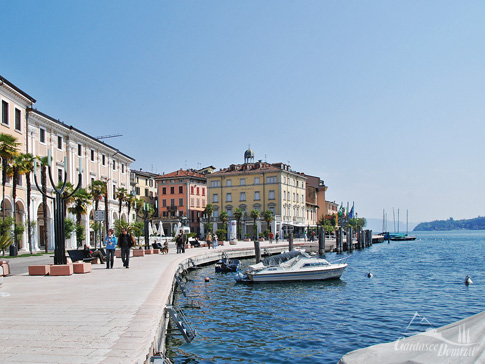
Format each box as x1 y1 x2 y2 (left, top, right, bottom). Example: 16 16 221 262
254 241 261 263
288 233 293 251
318 227 325 256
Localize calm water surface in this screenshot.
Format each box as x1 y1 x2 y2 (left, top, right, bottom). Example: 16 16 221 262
166 231 485 363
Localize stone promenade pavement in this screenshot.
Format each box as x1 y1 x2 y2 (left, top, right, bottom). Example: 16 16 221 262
0 240 305 364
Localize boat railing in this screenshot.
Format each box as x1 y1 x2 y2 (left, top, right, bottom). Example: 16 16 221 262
330 255 352 265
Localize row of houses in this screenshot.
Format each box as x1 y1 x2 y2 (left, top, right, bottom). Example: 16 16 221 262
1 75 134 252
1 74 337 253
132 149 337 240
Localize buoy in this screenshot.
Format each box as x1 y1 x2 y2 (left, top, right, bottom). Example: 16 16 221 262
205 277 210 282
465 275 473 285
367 272 373 278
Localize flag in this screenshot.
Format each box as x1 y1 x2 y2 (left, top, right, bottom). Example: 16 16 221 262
349 202 354 219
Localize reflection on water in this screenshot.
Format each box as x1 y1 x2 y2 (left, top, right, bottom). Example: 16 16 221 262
166 231 485 364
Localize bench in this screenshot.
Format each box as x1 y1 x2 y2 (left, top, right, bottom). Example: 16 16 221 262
67 250 94 263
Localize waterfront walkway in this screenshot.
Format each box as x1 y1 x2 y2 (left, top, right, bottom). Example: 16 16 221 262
0 239 321 364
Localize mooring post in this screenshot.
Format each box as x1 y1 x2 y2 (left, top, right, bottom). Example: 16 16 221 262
288 233 294 251
337 227 343 253
348 227 353 252
318 227 325 256
254 240 261 263
369 230 373 246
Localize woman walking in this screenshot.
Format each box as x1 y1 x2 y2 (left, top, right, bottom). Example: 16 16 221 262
104 229 117 269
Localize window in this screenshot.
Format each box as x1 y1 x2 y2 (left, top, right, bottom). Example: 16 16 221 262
170 187 175 194
254 177 260 185
39 128 46 143
136 186 140 195
240 178 246 186
283 191 286 200
113 160 116 170
14 108 21 131
211 180 220 187
145 188 149 197
196 187 199 195
77 144 82 157
145 178 148 186
179 198 184 206
226 193 232 202
213 194 219 203
266 176 277 184
254 191 260 200
162 187 167 195
122 164 125 173
191 186 194 194
269 190 275 200
113 185 117 199
57 168 63 183
226 179 232 186
102 155 106 166
202 187 205 196
170 199 175 207
179 186 183 194
240 192 246 201
191 197 194 207
162 199 167 207
57 135 63 150
1 101 8 125
149 180 153 187
91 149 95 161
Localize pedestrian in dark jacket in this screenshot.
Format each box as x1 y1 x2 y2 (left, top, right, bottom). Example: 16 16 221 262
118 228 134 268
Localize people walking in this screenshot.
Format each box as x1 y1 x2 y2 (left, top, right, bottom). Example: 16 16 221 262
176 232 184 254
118 228 134 268
275 232 279 243
104 229 117 269
181 231 187 253
269 232 274 244
212 234 218 249
206 232 212 249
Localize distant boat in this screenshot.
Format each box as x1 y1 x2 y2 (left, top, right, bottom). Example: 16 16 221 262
387 210 416 241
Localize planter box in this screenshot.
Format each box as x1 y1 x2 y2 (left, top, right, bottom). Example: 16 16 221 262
201 243 208 248
29 265 50 276
50 264 73 276
115 250 121 258
0 261 10 276
133 249 145 257
218 241 225 246
229 241 237 245
243 239 251 242
152 249 160 254
73 262 91 274
145 249 153 254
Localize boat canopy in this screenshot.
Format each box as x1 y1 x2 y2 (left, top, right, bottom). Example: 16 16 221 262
261 251 307 266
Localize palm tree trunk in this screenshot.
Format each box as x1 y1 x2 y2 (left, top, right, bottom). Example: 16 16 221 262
26 171 32 254
12 168 18 248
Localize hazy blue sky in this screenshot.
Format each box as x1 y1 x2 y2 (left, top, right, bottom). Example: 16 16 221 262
2 1 484 224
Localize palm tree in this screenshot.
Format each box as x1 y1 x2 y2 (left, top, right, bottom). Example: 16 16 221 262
233 208 244 240
126 194 136 223
219 210 229 236
68 188 91 247
115 187 128 215
250 209 260 240
89 180 105 211
7 154 26 249
37 156 49 253
0 133 20 219
203 204 214 236
18 153 35 253
262 210 275 233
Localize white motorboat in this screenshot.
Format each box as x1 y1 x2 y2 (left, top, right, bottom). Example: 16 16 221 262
235 250 348 283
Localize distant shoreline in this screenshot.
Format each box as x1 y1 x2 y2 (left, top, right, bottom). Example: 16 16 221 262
413 216 485 231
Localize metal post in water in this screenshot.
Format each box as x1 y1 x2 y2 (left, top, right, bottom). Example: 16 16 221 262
318 226 325 256
348 227 353 252
254 240 261 263
289 233 293 251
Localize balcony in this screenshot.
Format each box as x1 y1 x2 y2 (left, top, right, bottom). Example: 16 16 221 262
167 206 177 212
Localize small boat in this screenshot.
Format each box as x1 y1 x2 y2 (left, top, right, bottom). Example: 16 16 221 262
390 234 416 241
215 253 241 273
235 250 348 283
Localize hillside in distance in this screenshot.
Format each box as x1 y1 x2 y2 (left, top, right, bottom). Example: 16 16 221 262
413 217 485 231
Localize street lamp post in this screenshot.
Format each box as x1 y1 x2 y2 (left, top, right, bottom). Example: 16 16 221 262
34 154 82 265
137 203 151 250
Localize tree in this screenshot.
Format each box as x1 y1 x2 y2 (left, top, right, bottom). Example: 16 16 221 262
68 188 91 247
233 208 244 240
219 211 229 240
203 204 214 234
126 194 136 223
130 221 144 245
89 179 106 246
0 133 20 220
0 233 13 256
115 187 127 215
250 209 260 239
262 210 275 232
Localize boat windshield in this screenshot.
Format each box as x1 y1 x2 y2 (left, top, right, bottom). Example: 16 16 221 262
261 251 308 267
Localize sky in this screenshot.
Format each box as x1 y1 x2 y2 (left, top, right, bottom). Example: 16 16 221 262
1 1 484 226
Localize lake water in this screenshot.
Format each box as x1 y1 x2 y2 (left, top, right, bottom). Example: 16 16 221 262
165 231 485 363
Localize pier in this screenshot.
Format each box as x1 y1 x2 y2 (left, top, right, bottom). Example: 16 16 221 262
0 238 337 364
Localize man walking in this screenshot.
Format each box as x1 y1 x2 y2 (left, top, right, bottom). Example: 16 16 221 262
118 228 134 268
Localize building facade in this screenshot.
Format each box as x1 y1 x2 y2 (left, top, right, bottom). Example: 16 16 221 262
155 169 207 236
131 169 159 222
1 75 135 252
206 149 308 239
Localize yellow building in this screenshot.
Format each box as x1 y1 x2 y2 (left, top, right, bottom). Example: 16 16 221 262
207 149 307 239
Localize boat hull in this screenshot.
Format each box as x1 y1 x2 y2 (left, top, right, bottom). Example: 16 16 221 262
248 264 347 282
